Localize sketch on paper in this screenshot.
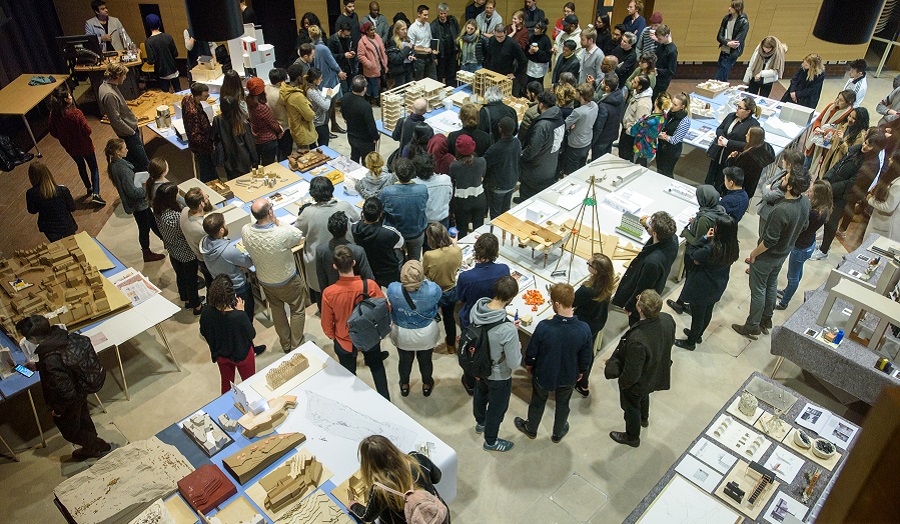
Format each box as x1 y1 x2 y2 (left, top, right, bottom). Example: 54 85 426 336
637 474 742 524
690 438 738 475
305 392 417 451
763 492 808 524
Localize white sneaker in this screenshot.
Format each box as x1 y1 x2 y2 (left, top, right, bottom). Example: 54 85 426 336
810 249 828 261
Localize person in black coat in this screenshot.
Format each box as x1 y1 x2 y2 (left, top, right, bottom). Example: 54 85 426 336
606 290 675 447
484 26 528 77
573 253 615 397
553 39 580 85
726 127 776 199
448 102 493 157
26 162 77 242
431 8 460 86
335 1 361 46
525 22 553 87
714 3 749 81
478 87 519 142
705 96 762 193
611 211 679 325
523 0 545 35
674 216 740 350
781 54 825 109
341 76 380 163
199 275 259 394
611 32 638 87
591 74 625 159
329 25 357 92
653 26 677 100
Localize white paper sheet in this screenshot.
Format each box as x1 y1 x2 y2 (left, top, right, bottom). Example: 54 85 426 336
674 454 724 493
637 474 742 524
763 446 805 484
763 492 809 524
689 437 738 475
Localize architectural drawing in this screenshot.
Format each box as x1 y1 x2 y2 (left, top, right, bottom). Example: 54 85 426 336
637 474 742 524
305 392 417 451
689 438 738 475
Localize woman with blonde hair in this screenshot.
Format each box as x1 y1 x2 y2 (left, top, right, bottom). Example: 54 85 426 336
727 126 776 198
105 138 165 261
782 53 826 109
507 10 529 50
349 435 448 523
26 161 77 242
458 19 488 73
386 20 414 87
356 151 397 199
743 36 787 97
631 91 669 167
573 253 615 397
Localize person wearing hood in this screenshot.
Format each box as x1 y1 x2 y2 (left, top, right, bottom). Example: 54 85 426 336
656 92 691 177
714 0 750 81
743 36 786 98
315 211 374 290
426 133 455 175
470 276 521 452
618 74 652 163
667 184 729 315
357 151 397 199
612 211 679 325
387 261 442 397
518 91 565 201
281 63 318 149
591 74 625 159
352 197 405 287
726 126 775 198
297 177 361 307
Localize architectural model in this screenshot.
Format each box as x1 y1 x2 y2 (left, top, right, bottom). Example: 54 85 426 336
237 395 297 438
713 459 780 519
177 464 237 514
206 179 235 200
664 181 699 204
616 212 645 241
54 438 194 524
261 453 325 512
0 346 14 378
266 354 310 390
278 491 354 524
223 432 307 485
288 149 332 172
0 237 123 334
127 499 175 524
738 390 758 417
501 96 530 122
101 90 183 126
491 212 568 267
180 410 233 457
332 470 368 510
473 68 512 98
218 413 239 432
379 78 454 132
209 496 264 524
817 278 900 351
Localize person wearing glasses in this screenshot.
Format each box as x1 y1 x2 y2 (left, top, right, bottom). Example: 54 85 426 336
705 96 761 194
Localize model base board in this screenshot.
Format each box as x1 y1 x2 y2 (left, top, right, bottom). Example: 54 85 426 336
713 460 780 520
222 432 307 485
245 448 333 521
277 491 354 524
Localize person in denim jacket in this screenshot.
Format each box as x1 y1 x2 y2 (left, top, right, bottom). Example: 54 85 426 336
387 260 442 396
381 157 429 260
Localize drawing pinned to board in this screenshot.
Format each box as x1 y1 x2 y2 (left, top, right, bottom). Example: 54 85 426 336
304 392 417 452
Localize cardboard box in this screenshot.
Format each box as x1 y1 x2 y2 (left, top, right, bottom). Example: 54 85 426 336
779 102 815 127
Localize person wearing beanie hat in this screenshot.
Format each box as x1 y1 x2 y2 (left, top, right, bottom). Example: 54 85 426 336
635 11 663 57
246 77 285 165
144 14 180 92
387 260 443 396
450 134 487 237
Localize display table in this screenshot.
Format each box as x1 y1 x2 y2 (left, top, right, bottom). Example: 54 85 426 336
770 235 900 405
0 73 69 157
91 341 456 524
624 372 854 524
74 52 142 110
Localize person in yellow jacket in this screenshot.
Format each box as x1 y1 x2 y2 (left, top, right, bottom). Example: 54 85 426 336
281 63 318 148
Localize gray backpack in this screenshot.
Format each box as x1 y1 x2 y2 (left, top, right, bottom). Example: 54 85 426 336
347 279 391 351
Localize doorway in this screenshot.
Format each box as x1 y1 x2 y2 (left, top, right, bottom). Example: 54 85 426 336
254 0 297 68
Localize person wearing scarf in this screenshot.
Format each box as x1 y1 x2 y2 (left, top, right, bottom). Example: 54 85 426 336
743 36 786 98
459 20 487 73
666 185 728 315
806 89 856 174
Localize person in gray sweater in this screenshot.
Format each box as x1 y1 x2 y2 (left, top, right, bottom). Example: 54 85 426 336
200 212 254 320
470 276 522 452
561 82 598 175
734 170 811 340
105 138 163 261
98 63 149 172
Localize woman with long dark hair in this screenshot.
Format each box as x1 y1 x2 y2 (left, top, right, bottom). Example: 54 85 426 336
706 96 761 193
153 182 203 314
26 161 77 242
106 138 165 262
212 95 258 180
349 435 448 524
595 14 615 55
777 180 833 309
726 126 775 199
48 86 104 205
220 69 247 113
200 275 257 394
674 216 740 350
573 253 615 397
304 68 331 147
525 19 552 86
297 12 321 47
820 107 869 176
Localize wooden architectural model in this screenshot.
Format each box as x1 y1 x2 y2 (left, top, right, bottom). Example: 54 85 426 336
181 410 233 457
288 149 332 172
473 68 512 98
379 78 454 132
206 179 235 200
0 346 14 378
223 433 306 485
101 90 183 127
177 464 237 514
332 470 368 509
491 212 569 268
278 491 354 524
501 96 530 122
237 395 297 438
127 499 175 524
260 453 325 512
266 354 310 390
0 237 123 334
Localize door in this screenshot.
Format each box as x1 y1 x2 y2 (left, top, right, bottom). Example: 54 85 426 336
253 0 298 68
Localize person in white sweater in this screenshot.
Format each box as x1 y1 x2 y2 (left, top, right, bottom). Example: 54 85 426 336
842 59 868 108
241 198 307 352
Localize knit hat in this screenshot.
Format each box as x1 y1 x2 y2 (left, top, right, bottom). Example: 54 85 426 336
145 14 161 30
246 77 265 96
401 260 425 291
648 12 663 24
456 134 476 156
564 14 578 26
361 21 374 34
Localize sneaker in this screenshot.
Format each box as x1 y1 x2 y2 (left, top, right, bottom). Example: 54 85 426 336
483 438 514 452
475 423 485 434
777 290 784 300
574 385 590 398
551 422 570 443
91 194 106 206
732 323 760 340
609 431 640 447
810 249 828 261
835 230 846 239
514 417 536 439
774 303 788 310
666 299 685 315
682 328 702 344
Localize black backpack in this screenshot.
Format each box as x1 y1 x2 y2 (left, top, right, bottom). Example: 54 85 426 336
44 331 106 394
457 319 507 379
347 279 392 351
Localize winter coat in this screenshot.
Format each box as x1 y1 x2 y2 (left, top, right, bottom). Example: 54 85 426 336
593 88 626 146
26 186 77 238
351 221 405 287
478 100 519 143
727 143 776 199
613 313 675 397
631 112 665 159
782 68 825 109
680 237 732 305
36 327 101 412
315 238 375 290
520 105 565 190
707 112 761 165
612 234 679 312
280 82 317 147
357 34 388 78
211 115 258 180
622 88 653 136
865 178 900 242
824 144 877 206
716 13 749 57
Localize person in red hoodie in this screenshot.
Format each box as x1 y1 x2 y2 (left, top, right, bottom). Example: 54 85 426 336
48 86 105 206
321 245 391 400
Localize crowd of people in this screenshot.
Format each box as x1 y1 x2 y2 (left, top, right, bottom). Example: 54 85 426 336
15 0 900 518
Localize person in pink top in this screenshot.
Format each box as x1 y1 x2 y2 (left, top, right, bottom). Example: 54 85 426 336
357 21 389 104
245 77 284 165
48 86 104 206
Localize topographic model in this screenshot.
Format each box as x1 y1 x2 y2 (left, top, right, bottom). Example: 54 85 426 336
177 464 237 514
277 492 353 524
223 433 307 485
127 499 175 524
238 395 297 438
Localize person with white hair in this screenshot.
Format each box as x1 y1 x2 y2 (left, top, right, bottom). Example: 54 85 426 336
477 85 519 142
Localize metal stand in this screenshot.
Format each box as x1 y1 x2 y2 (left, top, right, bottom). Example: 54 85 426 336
872 36 900 77
155 324 181 371
27 390 46 448
0 432 18 461
553 174 604 283
92 393 107 413
21 115 43 158
113 344 130 400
